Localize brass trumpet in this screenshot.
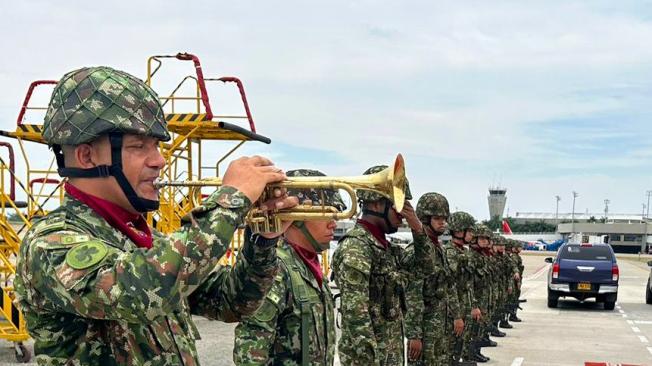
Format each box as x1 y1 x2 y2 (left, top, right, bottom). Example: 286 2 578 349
154 154 407 232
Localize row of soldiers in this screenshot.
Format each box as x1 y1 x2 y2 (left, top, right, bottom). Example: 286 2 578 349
233 177 526 365
403 197 526 365
13 65 524 366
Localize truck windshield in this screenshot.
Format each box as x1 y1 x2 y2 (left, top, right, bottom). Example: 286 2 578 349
560 245 613 261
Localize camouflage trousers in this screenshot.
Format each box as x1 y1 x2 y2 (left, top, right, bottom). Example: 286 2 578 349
408 304 449 366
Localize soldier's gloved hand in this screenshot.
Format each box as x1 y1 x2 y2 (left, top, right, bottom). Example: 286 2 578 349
400 201 423 233
471 307 482 321
222 155 287 202
454 318 464 336
256 189 299 239
408 339 423 361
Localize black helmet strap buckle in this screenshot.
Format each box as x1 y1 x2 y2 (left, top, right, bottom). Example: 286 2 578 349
53 133 159 213
362 198 394 233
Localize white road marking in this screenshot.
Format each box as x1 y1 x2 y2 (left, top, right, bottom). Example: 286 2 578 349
619 309 625 314
639 335 649 343
627 320 634 325
623 314 629 318
647 346 652 356
510 357 524 366
632 327 641 333
635 320 652 325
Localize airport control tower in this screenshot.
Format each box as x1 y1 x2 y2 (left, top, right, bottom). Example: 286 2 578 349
488 187 507 219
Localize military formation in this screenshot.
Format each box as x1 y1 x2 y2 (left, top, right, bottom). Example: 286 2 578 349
12 64 525 366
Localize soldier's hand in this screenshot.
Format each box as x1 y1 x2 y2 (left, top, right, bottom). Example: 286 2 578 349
400 201 423 233
508 286 513 294
514 273 521 281
256 189 299 239
454 318 464 336
408 339 423 361
222 156 286 203
471 307 482 321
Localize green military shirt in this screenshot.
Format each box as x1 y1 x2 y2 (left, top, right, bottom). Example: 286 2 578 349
15 186 278 366
233 239 336 366
444 243 476 312
331 222 434 366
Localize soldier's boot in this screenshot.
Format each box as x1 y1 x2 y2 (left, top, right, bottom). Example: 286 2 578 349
472 342 490 363
509 308 522 322
490 322 506 337
499 314 513 329
478 335 497 347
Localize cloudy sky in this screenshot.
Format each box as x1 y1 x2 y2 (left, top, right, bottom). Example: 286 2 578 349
1 0 651 220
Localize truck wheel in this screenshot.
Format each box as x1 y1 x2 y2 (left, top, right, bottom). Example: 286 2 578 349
604 301 616 310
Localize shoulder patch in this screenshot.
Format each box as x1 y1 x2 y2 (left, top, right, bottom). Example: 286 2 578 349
65 240 108 269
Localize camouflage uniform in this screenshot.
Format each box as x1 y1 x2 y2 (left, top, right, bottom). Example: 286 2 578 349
444 212 477 365
14 66 278 366
234 169 344 366
465 225 493 362
405 192 458 366
331 166 435 366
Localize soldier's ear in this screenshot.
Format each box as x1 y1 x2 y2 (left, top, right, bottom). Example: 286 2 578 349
73 144 95 168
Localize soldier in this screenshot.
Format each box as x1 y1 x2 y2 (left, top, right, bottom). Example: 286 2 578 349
405 192 461 366
14 66 297 365
488 236 508 338
496 238 514 330
445 211 480 366
507 239 524 323
233 169 344 365
465 224 493 363
331 165 434 366
476 233 498 349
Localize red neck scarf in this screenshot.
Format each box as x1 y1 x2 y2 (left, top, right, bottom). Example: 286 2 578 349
287 240 324 288
357 219 389 249
425 229 440 247
65 183 153 249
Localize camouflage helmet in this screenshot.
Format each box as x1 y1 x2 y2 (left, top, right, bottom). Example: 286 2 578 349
286 169 346 210
356 164 412 203
506 239 515 249
474 224 493 239
416 192 449 223
448 211 475 233
43 66 171 145
493 235 506 246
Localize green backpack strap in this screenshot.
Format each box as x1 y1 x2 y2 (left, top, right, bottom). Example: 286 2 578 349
277 248 316 366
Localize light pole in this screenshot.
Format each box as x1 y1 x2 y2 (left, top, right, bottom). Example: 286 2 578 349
604 199 610 221
555 195 561 227
571 191 579 239
641 190 652 253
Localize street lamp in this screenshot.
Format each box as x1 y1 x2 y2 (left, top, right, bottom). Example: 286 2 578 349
571 191 579 238
555 195 561 226
604 199 610 221
645 191 652 253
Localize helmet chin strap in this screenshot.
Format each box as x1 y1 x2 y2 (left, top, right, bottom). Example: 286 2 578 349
53 133 159 213
362 199 397 234
293 221 329 253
